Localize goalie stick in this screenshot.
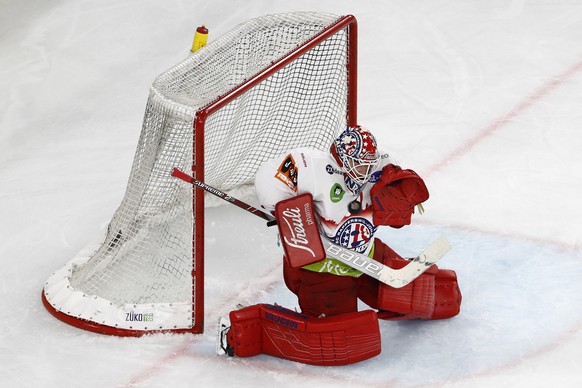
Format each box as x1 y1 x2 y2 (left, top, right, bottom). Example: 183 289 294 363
171 168 451 288
321 236 450 288
171 167 277 226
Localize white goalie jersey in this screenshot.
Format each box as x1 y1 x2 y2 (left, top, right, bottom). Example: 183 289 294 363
254 147 392 260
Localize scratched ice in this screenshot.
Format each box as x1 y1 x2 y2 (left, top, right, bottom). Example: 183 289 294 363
1 1 582 387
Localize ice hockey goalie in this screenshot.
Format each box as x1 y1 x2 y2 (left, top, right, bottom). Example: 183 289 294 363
218 125 462 366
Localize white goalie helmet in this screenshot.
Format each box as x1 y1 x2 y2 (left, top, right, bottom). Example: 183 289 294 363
331 125 380 186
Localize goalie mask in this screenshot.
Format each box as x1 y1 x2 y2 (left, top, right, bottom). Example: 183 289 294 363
331 126 380 192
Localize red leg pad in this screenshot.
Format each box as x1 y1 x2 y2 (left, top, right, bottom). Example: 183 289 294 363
432 269 462 319
359 239 462 320
377 264 436 319
376 261 461 320
227 304 263 357
227 304 381 365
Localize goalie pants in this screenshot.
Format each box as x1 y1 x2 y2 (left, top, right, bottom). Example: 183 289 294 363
283 238 462 320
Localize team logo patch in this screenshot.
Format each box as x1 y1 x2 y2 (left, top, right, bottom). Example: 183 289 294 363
326 164 342 175
275 154 298 191
330 183 345 203
333 217 376 253
368 171 381 183
336 128 377 159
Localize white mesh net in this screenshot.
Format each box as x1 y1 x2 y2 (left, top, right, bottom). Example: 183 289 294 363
43 12 354 334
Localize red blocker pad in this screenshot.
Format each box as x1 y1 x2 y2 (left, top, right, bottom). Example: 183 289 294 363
227 304 381 366
275 194 326 267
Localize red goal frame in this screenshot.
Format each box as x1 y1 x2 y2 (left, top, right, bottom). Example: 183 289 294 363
42 14 358 336
190 14 358 334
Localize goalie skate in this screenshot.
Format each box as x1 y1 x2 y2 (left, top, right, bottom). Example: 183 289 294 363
216 317 234 357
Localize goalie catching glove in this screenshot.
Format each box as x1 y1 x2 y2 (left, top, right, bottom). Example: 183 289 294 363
370 164 429 228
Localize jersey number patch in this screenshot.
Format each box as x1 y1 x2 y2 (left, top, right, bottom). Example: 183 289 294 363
275 154 298 191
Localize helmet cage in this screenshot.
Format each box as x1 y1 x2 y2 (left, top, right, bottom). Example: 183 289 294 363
342 154 379 185
333 126 379 185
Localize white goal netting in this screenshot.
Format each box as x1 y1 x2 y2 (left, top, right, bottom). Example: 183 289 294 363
43 12 355 334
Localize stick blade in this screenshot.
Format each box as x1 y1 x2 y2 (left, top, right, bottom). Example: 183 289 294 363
417 236 452 266
378 236 452 288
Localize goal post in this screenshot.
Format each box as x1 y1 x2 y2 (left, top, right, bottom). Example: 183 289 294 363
42 12 358 336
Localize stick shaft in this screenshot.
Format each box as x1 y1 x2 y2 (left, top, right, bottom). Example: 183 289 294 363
172 168 276 224
171 167 451 287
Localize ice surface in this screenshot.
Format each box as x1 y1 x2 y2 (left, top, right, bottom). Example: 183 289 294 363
1 1 582 387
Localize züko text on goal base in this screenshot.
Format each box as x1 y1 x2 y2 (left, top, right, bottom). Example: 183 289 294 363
218 125 462 366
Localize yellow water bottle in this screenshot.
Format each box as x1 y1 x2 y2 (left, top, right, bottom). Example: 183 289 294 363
191 25 209 52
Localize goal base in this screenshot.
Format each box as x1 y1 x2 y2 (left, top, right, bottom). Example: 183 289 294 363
41 290 200 337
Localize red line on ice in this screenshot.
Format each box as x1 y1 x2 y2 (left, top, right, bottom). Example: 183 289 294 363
425 58 582 178
423 57 582 385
